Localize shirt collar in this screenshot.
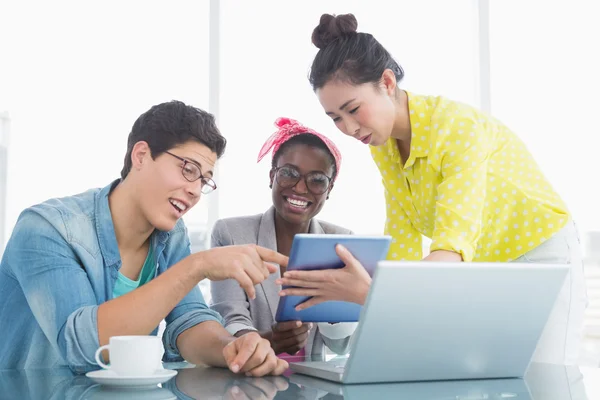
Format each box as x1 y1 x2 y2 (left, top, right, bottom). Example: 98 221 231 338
94 179 169 268
382 91 432 169
95 179 122 267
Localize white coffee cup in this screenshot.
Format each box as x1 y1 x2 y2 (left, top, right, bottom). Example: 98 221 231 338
95 335 164 376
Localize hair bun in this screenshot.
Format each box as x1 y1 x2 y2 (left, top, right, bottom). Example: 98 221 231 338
311 13 358 49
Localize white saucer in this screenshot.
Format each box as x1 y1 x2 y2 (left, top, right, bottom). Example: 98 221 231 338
85 369 178 389
83 385 177 400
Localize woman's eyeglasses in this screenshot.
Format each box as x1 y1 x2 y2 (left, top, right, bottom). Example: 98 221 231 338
272 166 332 195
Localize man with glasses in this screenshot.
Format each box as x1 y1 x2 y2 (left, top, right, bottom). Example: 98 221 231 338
0 101 289 376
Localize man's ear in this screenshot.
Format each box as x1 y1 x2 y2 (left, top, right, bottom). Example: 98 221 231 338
131 141 152 171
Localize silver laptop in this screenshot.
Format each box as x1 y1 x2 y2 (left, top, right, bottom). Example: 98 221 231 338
289 261 568 384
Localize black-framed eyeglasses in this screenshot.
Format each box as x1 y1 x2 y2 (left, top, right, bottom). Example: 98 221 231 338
272 166 332 195
165 151 217 194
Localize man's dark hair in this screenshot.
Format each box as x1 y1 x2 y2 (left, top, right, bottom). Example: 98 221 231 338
121 101 226 179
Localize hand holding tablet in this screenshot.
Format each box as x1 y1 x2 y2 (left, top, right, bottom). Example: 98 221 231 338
274 234 391 323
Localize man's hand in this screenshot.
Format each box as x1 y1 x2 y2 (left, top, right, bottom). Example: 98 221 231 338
197 245 288 299
223 332 289 377
262 321 312 355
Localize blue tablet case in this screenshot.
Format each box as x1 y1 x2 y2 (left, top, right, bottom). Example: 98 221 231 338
275 234 392 323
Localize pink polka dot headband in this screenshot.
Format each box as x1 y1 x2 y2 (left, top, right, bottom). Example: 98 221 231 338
257 117 342 182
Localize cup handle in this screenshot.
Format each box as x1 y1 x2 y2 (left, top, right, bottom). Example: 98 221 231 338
95 345 111 369
156 342 165 370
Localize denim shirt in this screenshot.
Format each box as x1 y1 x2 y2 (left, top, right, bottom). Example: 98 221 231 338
0 179 223 373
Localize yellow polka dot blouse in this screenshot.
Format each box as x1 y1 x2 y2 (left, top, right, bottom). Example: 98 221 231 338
370 92 569 262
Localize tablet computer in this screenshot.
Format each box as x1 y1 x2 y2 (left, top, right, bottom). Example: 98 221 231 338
275 234 392 323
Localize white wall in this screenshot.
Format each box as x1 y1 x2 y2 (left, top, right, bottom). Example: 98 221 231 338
489 0 600 239
0 0 212 240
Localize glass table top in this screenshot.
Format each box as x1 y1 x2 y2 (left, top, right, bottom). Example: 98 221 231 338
0 361 598 399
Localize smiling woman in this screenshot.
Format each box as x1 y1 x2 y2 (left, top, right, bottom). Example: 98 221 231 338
210 117 359 361
268 137 337 229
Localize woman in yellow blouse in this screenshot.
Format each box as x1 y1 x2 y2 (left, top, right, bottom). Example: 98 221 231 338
277 13 587 365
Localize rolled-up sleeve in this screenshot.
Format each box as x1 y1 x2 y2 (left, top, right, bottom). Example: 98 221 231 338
161 226 224 362
162 302 223 362
8 210 101 374
430 116 491 261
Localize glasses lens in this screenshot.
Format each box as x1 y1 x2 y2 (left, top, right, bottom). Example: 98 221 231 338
200 178 216 194
275 167 300 188
306 172 330 194
182 162 201 182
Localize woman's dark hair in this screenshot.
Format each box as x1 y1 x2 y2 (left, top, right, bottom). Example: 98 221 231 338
272 134 337 181
309 13 404 90
121 100 226 179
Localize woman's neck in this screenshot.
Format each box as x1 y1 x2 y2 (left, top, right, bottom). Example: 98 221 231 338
274 212 311 257
108 180 154 253
391 89 412 143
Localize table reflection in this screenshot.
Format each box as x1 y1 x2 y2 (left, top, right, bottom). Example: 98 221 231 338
0 361 594 399
164 365 291 399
